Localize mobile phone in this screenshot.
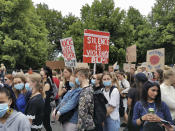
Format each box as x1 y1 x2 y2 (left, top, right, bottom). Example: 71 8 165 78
160 120 171 126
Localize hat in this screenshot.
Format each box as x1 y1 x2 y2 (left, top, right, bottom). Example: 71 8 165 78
135 73 148 83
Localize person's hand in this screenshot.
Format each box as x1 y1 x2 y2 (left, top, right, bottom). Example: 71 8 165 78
148 114 161 122
62 88 67 93
141 114 153 121
52 109 60 120
162 124 174 131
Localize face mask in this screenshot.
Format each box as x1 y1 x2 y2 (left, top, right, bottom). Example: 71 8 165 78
14 83 24 90
75 78 80 86
69 82 75 88
91 79 96 85
0 103 9 118
103 81 112 87
25 83 32 91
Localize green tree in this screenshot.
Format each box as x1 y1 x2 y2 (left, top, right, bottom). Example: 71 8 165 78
0 0 49 69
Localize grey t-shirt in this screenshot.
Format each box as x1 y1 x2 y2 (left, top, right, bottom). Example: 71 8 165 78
0 110 31 131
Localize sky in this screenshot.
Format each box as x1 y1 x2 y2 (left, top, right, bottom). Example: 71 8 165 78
32 0 156 17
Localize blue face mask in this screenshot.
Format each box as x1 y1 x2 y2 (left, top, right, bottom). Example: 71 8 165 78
91 79 96 85
69 82 75 88
14 83 24 90
75 78 80 86
25 83 32 91
103 81 112 87
0 103 9 118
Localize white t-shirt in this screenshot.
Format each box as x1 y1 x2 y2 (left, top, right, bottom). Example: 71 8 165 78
160 83 175 119
119 79 130 94
103 88 120 120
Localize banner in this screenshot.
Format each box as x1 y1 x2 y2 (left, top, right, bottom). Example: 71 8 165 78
123 63 135 72
146 48 165 72
126 44 136 62
60 37 77 67
46 61 65 69
83 29 110 64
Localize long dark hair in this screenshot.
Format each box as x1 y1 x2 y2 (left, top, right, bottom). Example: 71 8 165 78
156 69 164 84
141 81 161 110
0 85 15 109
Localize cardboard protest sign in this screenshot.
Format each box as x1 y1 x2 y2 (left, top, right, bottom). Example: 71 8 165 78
76 63 89 69
83 29 110 64
126 44 136 62
146 48 165 72
46 61 65 69
60 37 77 67
123 63 135 72
113 62 119 70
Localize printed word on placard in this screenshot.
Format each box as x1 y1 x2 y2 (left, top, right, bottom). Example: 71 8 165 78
83 29 110 64
60 37 77 67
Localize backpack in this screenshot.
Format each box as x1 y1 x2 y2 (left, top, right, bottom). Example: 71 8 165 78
109 86 125 117
93 88 108 125
48 76 58 99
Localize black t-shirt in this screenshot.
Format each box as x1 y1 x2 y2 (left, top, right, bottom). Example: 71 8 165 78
25 94 45 130
128 88 138 111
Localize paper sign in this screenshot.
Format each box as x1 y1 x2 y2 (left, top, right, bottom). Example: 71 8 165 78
146 48 165 72
123 63 136 72
126 44 137 62
46 61 65 69
83 29 110 64
60 37 77 67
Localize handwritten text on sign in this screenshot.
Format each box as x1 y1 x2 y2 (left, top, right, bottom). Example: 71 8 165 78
83 29 110 64
60 37 77 67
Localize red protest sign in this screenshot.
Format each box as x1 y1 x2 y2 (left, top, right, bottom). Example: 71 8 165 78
83 29 110 64
60 37 77 67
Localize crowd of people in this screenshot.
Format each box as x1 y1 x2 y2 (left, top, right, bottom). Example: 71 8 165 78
0 64 175 131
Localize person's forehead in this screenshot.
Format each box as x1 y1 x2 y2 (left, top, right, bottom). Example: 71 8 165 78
14 78 22 82
0 93 8 101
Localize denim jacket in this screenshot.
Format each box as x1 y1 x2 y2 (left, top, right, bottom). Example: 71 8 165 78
56 87 82 124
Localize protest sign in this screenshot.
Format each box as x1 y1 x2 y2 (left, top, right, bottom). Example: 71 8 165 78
76 63 89 69
113 62 119 70
146 48 165 72
83 29 110 64
46 61 65 69
123 63 135 72
126 44 136 62
60 37 77 67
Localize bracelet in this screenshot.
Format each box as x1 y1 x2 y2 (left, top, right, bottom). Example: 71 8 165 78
140 116 144 123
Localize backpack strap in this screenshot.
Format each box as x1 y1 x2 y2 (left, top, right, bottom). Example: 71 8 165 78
109 86 115 98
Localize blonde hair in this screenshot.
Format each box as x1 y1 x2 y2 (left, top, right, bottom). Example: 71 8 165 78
164 69 175 80
28 73 44 97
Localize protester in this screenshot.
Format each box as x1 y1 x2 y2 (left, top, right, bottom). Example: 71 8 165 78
77 68 95 131
132 81 173 131
141 65 153 80
58 67 72 98
42 67 53 131
108 66 114 73
102 72 120 131
4 74 13 87
13 73 27 113
160 69 175 122
25 73 45 131
0 63 6 83
127 73 148 131
91 74 108 131
52 75 82 131
117 72 130 127
52 70 60 106
0 84 31 131
153 69 164 84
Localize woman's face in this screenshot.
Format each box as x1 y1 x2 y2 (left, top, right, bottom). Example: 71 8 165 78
13 78 23 85
147 86 159 100
0 92 11 106
4 77 12 86
102 75 112 83
63 69 71 79
29 79 37 94
70 76 75 85
154 71 159 79
117 74 123 81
